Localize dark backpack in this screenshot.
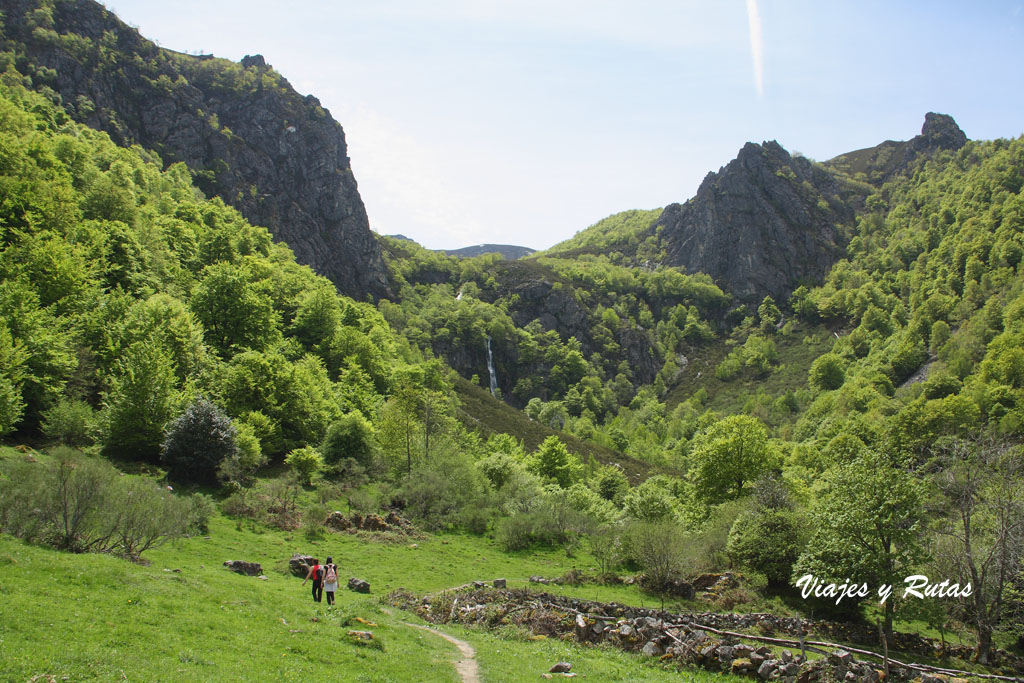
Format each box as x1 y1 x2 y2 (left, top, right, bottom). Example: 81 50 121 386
312 565 323 581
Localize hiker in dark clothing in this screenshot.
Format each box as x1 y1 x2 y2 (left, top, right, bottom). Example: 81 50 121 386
301 558 323 602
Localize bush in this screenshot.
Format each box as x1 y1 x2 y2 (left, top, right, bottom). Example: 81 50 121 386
161 398 237 486
284 446 323 486
392 452 489 530
41 397 96 446
621 521 687 591
809 353 846 391
217 420 265 490
623 480 678 522
320 411 374 469
726 509 806 586
0 449 197 559
495 494 594 551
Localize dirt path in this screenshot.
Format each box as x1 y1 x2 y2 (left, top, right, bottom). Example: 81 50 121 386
404 622 480 683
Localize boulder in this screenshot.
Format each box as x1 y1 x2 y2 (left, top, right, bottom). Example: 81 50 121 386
223 560 262 576
289 554 315 577
733 658 756 674
757 660 777 680
348 577 371 593
642 641 664 657
549 662 572 673
493 578 507 588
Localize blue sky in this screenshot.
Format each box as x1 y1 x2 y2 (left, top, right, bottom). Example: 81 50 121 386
106 1 1024 250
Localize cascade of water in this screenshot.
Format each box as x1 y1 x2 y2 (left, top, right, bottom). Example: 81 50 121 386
486 336 498 397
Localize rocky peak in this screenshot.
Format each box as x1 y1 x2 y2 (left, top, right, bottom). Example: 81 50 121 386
914 112 968 154
1 0 389 299
825 113 969 186
655 141 854 303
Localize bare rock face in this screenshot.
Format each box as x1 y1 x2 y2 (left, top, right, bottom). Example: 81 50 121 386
656 141 854 303
2 0 389 299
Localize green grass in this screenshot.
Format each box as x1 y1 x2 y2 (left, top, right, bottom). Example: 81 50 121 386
0 503 744 681
445 623 748 682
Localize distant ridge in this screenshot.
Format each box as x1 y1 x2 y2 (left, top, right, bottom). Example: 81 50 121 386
443 244 536 260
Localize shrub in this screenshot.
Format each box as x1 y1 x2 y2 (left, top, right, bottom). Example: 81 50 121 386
320 411 374 469
809 353 845 391
392 452 489 531
726 509 806 586
527 436 581 488
161 397 237 485
623 479 678 522
217 420 265 490
284 446 323 486
593 464 629 502
41 397 96 446
0 449 197 559
495 494 594 551
621 521 686 591
476 452 526 490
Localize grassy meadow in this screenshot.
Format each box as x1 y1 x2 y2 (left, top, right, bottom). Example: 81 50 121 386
0 445 745 682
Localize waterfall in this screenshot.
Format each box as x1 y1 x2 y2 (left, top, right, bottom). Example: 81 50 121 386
486 336 498 397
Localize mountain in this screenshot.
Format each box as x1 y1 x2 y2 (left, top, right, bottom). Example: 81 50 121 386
0 0 388 298
549 114 970 306
825 112 969 185
443 244 536 260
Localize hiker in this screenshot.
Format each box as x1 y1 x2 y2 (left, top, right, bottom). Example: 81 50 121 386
301 558 323 603
322 556 338 606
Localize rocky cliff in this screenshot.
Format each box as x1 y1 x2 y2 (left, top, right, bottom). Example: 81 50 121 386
655 140 856 303
1 0 388 298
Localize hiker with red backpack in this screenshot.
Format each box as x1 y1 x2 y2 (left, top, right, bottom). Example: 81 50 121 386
301 558 324 603
322 556 338 606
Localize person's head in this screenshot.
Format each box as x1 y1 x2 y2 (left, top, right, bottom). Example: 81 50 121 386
312 558 319 565
326 556 333 564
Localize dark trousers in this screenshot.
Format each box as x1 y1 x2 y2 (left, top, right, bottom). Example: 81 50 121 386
312 580 323 602
325 589 335 605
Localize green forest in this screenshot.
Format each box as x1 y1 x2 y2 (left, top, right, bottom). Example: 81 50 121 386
2 4 1024 679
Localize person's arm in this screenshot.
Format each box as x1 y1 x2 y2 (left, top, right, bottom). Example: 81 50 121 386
302 566 313 585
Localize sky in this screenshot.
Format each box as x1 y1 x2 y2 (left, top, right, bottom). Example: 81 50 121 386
105 1 1024 251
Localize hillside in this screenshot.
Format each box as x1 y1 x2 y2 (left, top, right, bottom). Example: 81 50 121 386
0 0 389 298
3 0 1024 675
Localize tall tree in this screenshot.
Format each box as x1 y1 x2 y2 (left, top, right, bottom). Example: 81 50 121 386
931 435 1024 663
794 449 926 641
689 415 777 504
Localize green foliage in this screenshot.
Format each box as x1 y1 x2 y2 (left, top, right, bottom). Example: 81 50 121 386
102 341 180 462
622 479 678 522
320 411 374 469
528 435 581 488
808 352 846 391
620 520 687 591
0 449 199 558
161 398 237 486
726 508 805 586
216 419 265 490
40 397 96 446
794 450 925 635
688 415 777 504
284 446 323 486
